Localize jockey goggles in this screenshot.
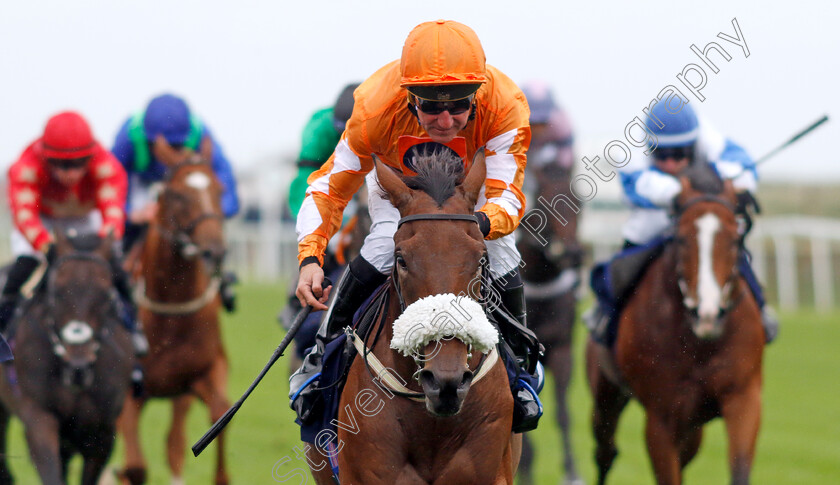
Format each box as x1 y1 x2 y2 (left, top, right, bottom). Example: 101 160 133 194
47 156 90 171
652 145 693 161
414 95 474 116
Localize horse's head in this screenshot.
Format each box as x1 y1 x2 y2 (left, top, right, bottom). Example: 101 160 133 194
375 147 498 416
518 165 583 277
674 164 741 340
154 136 226 272
47 231 121 388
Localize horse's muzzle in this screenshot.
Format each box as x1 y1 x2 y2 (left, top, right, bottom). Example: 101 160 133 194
690 309 727 340
419 368 473 417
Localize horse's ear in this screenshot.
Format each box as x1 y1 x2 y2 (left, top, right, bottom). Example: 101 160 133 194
152 135 181 167
373 154 412 210
101 227 115 250
52 229 69 252
199 136 213 162
461 148 486 207
722 178 737 203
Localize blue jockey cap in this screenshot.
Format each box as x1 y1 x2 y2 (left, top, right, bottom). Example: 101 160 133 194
645 101 699 148
143 94 192 144
520 80 557 125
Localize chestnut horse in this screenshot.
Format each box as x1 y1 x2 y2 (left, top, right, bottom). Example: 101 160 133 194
0 232 133 485
586 169 765 485
516 160 584 485
305 150 521 484
118 139 231 485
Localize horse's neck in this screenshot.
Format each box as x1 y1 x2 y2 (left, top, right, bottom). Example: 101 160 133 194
142 228 210 300
650 245 681 295
536 171 580 240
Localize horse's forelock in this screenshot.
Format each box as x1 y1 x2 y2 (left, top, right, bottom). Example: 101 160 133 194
399 147 466 207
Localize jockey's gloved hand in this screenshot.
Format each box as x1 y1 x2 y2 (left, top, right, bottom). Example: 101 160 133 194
43 243 57 265
735 191 761 215
474 211 491 238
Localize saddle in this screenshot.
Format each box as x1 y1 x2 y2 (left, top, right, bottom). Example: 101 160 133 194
298 282 389 444
589 237 669 347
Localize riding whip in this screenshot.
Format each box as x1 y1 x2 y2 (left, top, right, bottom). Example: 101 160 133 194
722 114 829 180
753 114 829 165
192 278 331 457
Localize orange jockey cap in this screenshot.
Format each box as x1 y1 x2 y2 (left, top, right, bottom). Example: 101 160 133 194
400 20 487 101
40 111 97 160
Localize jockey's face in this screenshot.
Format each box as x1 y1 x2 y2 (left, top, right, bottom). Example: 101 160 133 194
414 97 472 143
653 145 692 176
47 157 90 187
530 122 549 141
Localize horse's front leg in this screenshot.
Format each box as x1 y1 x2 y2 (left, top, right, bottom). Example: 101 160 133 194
721 379 762 485
586 340 629 485
191 354 230 485
117 393 147 485
166 394 193 484
644 412 682 485
19 406 62 485
79 426 115 485
0 400 13 485
547 293 583 484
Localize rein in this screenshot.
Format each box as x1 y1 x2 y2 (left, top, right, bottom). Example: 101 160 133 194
134 275 221 315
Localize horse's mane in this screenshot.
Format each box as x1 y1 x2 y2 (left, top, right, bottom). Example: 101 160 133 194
400 147 466 206
683 161 724 194
63 233 104 252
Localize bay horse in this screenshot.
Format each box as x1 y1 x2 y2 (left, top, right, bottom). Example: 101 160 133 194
305 149 521 484
516 158 584 485
0 232 134 485
118 138 231 485
586 167 765 485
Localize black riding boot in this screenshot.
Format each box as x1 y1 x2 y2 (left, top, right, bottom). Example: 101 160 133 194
490 270 544 433
0 256 41 335
289 256 386 424
220 270 238 313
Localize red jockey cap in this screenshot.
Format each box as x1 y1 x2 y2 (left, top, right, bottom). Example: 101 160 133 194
40 111 97 160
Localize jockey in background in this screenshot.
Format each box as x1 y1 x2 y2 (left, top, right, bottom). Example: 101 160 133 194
519 81 575 176
112 94 240 312
290 19 543 433
586 101 779 345
287 83 360 220
282 82 362 360
0 111 148 358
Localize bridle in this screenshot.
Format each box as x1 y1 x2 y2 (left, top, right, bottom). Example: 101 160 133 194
135 157 226 315
348 212 498 401
673 194 743 319
392 213 484 312
43 251 123 387
157 158 226 260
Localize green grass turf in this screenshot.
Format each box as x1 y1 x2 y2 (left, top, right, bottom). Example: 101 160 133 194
4 284 839 483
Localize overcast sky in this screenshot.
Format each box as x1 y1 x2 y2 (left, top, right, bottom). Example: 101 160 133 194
1 0 837 188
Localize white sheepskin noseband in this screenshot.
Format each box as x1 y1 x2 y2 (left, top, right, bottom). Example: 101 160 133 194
390 293 498 357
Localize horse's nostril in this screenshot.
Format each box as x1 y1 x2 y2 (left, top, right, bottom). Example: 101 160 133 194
419 370 439 391
460 371 473 388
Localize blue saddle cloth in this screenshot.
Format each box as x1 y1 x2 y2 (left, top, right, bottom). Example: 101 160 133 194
0 335 12 363
298 333 350 445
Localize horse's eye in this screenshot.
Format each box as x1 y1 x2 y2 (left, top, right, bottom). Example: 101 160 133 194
396 254 407 270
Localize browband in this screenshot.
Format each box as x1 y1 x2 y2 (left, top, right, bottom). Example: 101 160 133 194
397 213 479 228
